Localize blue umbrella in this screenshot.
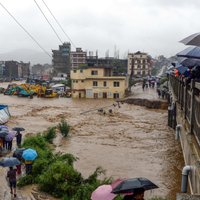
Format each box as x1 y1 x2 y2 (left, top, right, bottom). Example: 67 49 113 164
0 157 21 167
177 46 200 59
22 148 38 161
176 66 188 74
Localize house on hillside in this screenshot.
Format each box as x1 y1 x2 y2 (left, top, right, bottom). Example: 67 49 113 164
70 66 128 99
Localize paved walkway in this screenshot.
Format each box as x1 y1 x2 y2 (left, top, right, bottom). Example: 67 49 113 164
129 83 161 100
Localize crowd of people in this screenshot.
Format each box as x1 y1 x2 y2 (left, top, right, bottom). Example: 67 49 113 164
0 126 36 198
172 64 200 84
0 129 22 152
142 76 158 90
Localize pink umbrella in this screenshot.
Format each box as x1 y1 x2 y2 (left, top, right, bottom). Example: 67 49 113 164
91 185 116 200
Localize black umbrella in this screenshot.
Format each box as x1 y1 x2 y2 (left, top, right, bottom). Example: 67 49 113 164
180 58 200 68
112 177 158 194
0 157 21 167
12 127 25 132
13 148 26 159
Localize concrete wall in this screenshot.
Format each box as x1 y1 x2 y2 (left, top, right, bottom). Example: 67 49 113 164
177 193 200 200
175 105 200 194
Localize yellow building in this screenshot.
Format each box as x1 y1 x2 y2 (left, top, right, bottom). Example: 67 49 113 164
70 66 128 99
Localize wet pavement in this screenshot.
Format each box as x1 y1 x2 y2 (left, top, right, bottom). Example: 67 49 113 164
0 82 184 200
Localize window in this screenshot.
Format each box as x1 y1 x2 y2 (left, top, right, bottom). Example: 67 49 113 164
76 80 78 83
103 81 107 87
73 80 76 83
113 93 119 99
93 81 98 86
80 69 83 73
113 81 120 87
91 70 98 75
73 70 77 73
81 80 84 83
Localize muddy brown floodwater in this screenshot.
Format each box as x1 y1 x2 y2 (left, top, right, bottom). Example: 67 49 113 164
0 82 184 200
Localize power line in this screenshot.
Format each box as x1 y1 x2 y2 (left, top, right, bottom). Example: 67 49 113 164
41 0 76 48
0 1 51 58
33 0 63 44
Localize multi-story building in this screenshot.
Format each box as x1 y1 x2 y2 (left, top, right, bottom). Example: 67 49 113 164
0 61 5 78
3 61 30 79
4 61 19 79
70 48 87 69
18 62 30 78
70 66 128 99
52 42 71 74
128 51 152 77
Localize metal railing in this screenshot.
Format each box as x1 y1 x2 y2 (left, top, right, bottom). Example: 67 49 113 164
169 75 200 146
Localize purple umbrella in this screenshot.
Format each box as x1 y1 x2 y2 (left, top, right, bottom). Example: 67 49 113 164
5 131 15 141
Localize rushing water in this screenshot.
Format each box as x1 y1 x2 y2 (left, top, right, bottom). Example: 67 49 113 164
0 82 184 200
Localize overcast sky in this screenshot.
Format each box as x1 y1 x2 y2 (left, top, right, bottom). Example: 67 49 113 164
0 0 200 62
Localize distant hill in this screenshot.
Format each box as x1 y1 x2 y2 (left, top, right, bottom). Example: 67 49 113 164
0 49 51 65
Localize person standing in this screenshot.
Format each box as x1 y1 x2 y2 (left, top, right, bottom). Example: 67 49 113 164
25 160 33 174
7 167 17 198
15 131 22 147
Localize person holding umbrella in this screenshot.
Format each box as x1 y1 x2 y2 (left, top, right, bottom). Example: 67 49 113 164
112 177 158 200
13 127 25 148
13 148 26 175
7 166 17 198
123 188 145 200
15 130 22 148
22 148 38 174
0 157 20 198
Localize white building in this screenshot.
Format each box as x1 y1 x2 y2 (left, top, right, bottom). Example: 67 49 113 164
128 51 152 77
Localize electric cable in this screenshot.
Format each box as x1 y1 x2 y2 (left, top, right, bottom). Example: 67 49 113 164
41 0 76 48
0 1 51 58
33 0 63 44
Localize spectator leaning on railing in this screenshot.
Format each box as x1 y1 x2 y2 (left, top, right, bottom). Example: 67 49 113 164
186 65 200 84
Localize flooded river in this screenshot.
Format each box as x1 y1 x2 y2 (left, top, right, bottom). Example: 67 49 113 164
0 82 184 200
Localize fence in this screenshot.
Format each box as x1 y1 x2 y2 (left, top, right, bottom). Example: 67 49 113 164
169 75 200 146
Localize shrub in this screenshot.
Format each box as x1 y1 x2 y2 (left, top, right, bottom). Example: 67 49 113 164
38 161 83 197
43 127 56 143
58 119 70 137
17 175 34 187
22 134 47 149
19 126 112 199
